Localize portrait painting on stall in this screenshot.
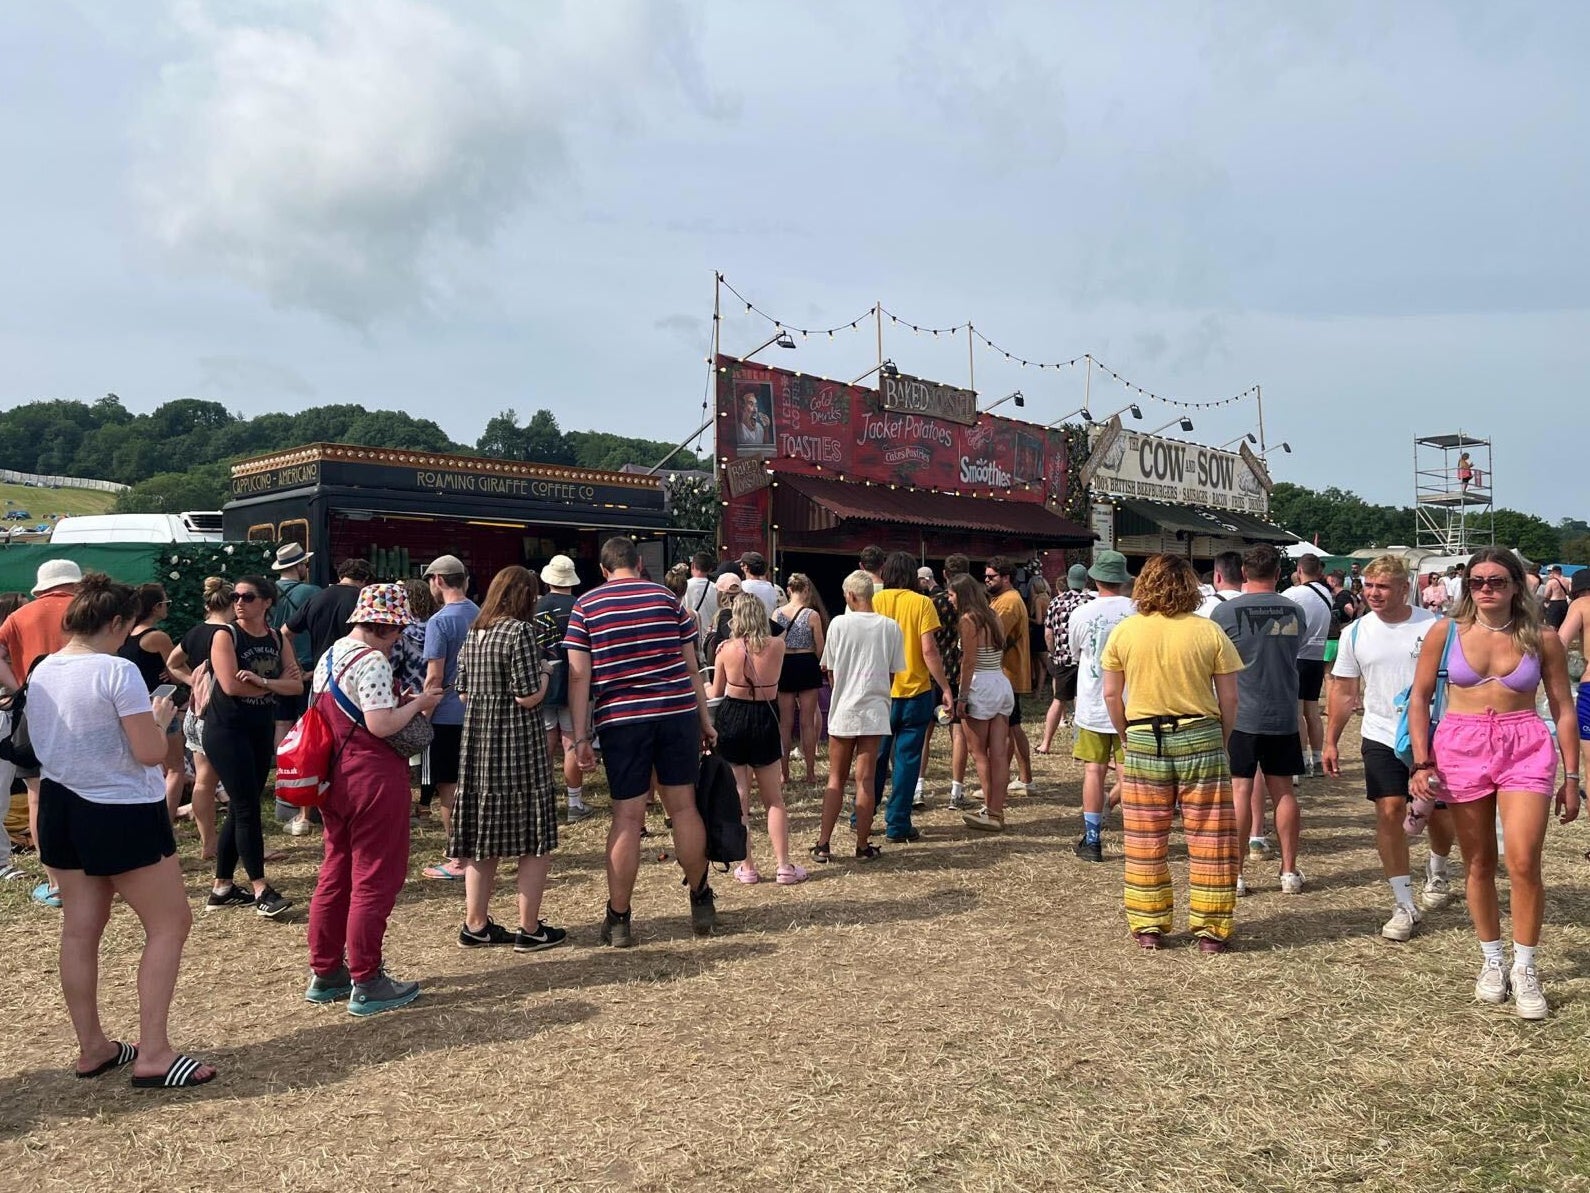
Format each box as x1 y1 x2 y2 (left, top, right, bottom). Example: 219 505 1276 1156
733 382 776 453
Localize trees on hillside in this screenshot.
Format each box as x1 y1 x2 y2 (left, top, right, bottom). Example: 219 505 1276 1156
1269 482 1565 559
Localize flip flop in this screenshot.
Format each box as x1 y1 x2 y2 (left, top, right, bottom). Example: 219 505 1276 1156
263 849 289 863
131 1054 216 1089
422 863 464 880
31 882 61 909
76 1041 137 1079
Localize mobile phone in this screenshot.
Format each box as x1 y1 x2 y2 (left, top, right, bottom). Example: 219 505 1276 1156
151 683 178 702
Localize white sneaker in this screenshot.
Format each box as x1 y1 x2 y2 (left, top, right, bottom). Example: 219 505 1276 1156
1235 875 1250 897
1511 964 1549 1020
1381 903 1421 942
1279 870 1305 895
1008 780 1032 797
1474 957 1510 1004
911 790 927 810
287 816 312 837
1419 873 1453 911
1247 837 1270 860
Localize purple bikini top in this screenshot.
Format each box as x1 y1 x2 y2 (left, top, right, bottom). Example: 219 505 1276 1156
1446 627 1541 693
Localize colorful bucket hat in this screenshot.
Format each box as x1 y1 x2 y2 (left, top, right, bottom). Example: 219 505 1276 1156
347 582 415 627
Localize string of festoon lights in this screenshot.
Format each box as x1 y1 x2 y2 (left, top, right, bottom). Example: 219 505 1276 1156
716 275 1258 411
733 454 1047 503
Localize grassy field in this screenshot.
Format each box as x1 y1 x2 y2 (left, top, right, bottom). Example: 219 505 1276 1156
0 480 118 523
2 717 1588 1192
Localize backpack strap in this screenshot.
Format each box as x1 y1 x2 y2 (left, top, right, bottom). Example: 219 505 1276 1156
323 644 378 726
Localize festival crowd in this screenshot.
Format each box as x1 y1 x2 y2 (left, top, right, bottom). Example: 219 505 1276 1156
1 535 1584 1087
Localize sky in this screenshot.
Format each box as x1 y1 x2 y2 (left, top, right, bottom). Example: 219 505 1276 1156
2 1 1587 523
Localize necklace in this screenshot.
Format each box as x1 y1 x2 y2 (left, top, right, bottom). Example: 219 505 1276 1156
1475 617 1514 633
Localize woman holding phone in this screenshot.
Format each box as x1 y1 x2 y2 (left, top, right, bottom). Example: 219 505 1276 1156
31 573 215 1087
203 574 303 919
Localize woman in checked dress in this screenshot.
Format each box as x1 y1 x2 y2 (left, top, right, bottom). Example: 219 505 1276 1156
450 566 567 953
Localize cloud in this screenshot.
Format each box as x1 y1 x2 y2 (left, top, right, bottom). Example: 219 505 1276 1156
133 0 722 325
196 354 316 398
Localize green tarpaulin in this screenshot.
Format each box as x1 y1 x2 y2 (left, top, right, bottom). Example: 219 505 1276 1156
0 543 163 594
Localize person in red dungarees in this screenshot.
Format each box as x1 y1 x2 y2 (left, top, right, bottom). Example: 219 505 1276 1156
304 583 440 1016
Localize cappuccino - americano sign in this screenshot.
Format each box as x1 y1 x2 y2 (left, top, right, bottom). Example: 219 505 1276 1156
1087 428 1270 514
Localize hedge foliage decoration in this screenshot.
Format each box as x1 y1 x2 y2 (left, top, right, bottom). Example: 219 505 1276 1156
161 541 276 642
664 472 719 563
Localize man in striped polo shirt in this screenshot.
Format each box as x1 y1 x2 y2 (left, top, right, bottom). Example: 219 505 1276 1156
565 537 719 946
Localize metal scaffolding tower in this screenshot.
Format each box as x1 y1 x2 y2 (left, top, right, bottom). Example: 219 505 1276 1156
1414 432 1493 554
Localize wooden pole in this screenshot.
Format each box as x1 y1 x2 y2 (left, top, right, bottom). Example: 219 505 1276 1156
1255 384 1266 454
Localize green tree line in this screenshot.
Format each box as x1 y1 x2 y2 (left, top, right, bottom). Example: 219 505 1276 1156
0 396 704 512
1269 482 1581 563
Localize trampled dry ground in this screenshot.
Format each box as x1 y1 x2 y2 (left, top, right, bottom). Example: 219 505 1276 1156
2 718 1589 1193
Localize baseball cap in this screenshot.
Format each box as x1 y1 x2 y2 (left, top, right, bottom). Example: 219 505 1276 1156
423 554 466 578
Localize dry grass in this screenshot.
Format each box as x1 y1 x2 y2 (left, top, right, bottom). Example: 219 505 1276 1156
3 714 1590 1193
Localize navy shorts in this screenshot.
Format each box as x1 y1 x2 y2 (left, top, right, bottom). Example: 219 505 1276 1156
38 779 176 877
600 711 701 800
1228 730 1305 780
430 722 463 786
1297 658 1326 702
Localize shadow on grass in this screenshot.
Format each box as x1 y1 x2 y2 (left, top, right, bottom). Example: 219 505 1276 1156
0 935 785 1140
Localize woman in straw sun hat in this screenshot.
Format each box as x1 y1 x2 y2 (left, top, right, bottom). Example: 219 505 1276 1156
305 582 442 1016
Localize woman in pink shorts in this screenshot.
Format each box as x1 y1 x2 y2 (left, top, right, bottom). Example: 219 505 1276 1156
1406 548 1579 1021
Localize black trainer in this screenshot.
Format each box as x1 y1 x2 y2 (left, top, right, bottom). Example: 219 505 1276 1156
599 905 634 948
205 885 254 912
513 921 569 953
458 918 515 948
254 885 293 918
1074 836 1104 863
688 880 716 937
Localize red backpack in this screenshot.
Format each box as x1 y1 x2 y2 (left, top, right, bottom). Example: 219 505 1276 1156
274 647 372 807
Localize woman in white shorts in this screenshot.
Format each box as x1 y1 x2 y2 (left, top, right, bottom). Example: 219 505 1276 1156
949 574 1014 832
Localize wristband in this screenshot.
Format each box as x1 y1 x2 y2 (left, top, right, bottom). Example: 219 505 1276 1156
1411 762 1436 772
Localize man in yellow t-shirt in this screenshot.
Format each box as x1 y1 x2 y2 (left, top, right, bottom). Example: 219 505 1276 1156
1100 553 1243 954
985 557 1035 794
870 552 951 844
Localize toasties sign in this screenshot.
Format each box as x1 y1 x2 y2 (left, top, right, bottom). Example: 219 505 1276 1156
1086 428 1269 514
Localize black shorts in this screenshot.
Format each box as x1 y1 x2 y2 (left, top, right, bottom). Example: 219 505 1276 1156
713 697 783 768
778 652 823 694
1362 738 1410 801
1228 730 1305 780
1297 658 1325 702
37 778 175 877
1051 663 1080 702
600 711 701 800
275 688 309 723
430 722 463 786
1009 695 1023 727
1544 600 1569 630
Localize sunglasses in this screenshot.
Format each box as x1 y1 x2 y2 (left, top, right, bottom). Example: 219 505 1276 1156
983 573 999 581
1468 575 1512 591
232 592 261 604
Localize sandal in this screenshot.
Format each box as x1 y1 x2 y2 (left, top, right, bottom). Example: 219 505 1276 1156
1403 796 1436 838
1133 931 1162 951
854 844 883 862
422 862 464 880
131 1054 216 1089
76 1041 137 1079
263 849 289 863
810 842 831 864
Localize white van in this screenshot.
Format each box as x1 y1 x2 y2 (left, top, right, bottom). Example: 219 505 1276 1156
49 512 225 544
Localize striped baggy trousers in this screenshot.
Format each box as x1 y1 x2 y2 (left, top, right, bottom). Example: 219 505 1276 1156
1121 718 1238 942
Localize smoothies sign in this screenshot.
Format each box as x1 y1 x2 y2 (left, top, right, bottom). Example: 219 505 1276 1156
719 359 1063 501
1086 426 1270 514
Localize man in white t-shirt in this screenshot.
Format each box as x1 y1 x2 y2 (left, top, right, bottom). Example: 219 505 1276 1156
1443 567 1463 606
1324 555 1456 942
1067 551 1135 863
1282 553 1334 775
1196 551 1243 619
683 551 720 637
739 552 780 617
815 571 905 863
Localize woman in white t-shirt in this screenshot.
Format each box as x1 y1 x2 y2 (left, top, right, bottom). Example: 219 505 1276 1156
30 573 214 1088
